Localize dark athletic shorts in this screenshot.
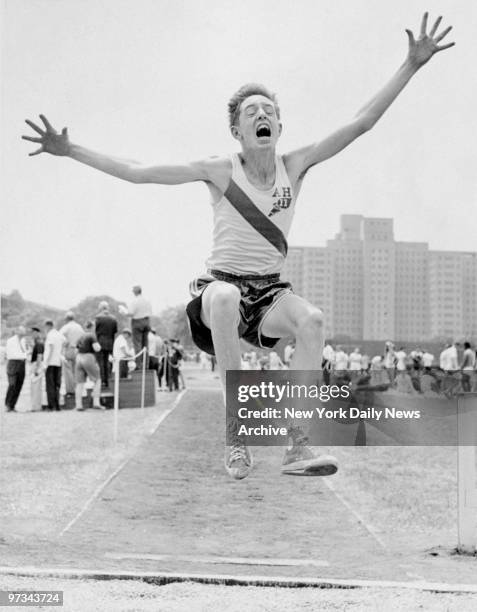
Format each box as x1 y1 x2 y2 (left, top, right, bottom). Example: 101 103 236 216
186 269 293 356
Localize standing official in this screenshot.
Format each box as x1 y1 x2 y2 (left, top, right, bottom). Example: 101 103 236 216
4 326 27 412
119 286 152 365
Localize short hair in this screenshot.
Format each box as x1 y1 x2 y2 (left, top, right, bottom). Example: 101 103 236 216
132 285 142 295
228 83 280 128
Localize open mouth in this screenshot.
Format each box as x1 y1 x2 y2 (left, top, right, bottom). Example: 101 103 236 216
256 124 271 138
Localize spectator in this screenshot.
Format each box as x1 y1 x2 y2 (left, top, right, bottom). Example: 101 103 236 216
119 285 152 365
94 301 118 388
395 347 407 372
249 350 259 370
167 339 183 391
334 346 349 371
440 342 459 372
349 347 362 371
43 320 65 411
360 353 370 372
410 347 423 371
59 311 84 396
461 342 476 392
75 321 103 411
30 326 44 411
283 342 295 368
268 350 284 370
4 326 27 412
148 328 164 386
383 341 396 382
113 329 134 379
422 349 434 369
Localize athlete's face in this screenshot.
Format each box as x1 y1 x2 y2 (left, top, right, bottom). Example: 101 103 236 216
232 94 282 149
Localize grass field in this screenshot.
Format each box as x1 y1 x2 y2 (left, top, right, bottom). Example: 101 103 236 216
1 365 477 610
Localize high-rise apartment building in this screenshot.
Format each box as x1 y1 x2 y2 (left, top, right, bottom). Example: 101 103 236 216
281 215 476 342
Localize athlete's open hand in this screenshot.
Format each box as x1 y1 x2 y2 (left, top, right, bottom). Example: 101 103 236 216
406 13 455 69
22 115 70 156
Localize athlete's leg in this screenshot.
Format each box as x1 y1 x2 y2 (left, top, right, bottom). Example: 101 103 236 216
200 280 252 480
260 294 324 369
261 294 337 476
200 281 242 395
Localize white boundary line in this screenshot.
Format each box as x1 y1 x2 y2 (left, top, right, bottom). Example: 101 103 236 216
323 478 387 551
59 390 187 537
0 566 477 593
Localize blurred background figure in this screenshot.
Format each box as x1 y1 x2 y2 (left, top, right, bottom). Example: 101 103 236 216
119 285 152 366
59 311 84 397
95 301 118 389
30 326 44 411
43 320 65 411
4 325 27 412
113 328 135 379
74 321 102 411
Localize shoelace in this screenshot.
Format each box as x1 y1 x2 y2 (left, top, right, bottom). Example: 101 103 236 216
229 444 249 464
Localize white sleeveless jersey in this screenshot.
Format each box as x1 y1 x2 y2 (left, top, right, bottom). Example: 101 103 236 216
205 153 297 275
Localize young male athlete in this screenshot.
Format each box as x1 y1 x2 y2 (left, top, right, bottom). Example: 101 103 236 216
23 13 454 479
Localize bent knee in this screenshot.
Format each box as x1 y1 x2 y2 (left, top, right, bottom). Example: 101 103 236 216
201 281 241 327
296 308 324 336
209 282 241 311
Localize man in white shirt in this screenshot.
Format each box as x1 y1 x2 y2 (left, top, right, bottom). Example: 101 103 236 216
119 286 152 364
268 350 284 370
113 329 135 379
283 342 295 368
43 320 65 411
349 348 362 371
5 326 27 412
148 329 164 386
422 350 434 369
440 343 458 372
334 346 349 371
395 347 407 372
59 311 84 395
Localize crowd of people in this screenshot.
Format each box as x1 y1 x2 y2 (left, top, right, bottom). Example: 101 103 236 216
3 286 186 413
232 339 477 397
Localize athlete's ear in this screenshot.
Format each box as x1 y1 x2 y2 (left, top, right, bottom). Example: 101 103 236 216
230 125 241 141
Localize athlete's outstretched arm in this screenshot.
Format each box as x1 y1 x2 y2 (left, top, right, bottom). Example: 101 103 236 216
285 13 455 179
22 114 213 185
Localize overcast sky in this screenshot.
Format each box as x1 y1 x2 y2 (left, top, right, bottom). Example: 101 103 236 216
2 0 475 313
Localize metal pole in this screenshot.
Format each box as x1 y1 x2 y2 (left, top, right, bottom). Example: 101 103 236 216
113 359 120 443
141 348 146 413
457 393 477 554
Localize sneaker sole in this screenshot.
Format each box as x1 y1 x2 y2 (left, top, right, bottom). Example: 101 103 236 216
281 456 338 477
